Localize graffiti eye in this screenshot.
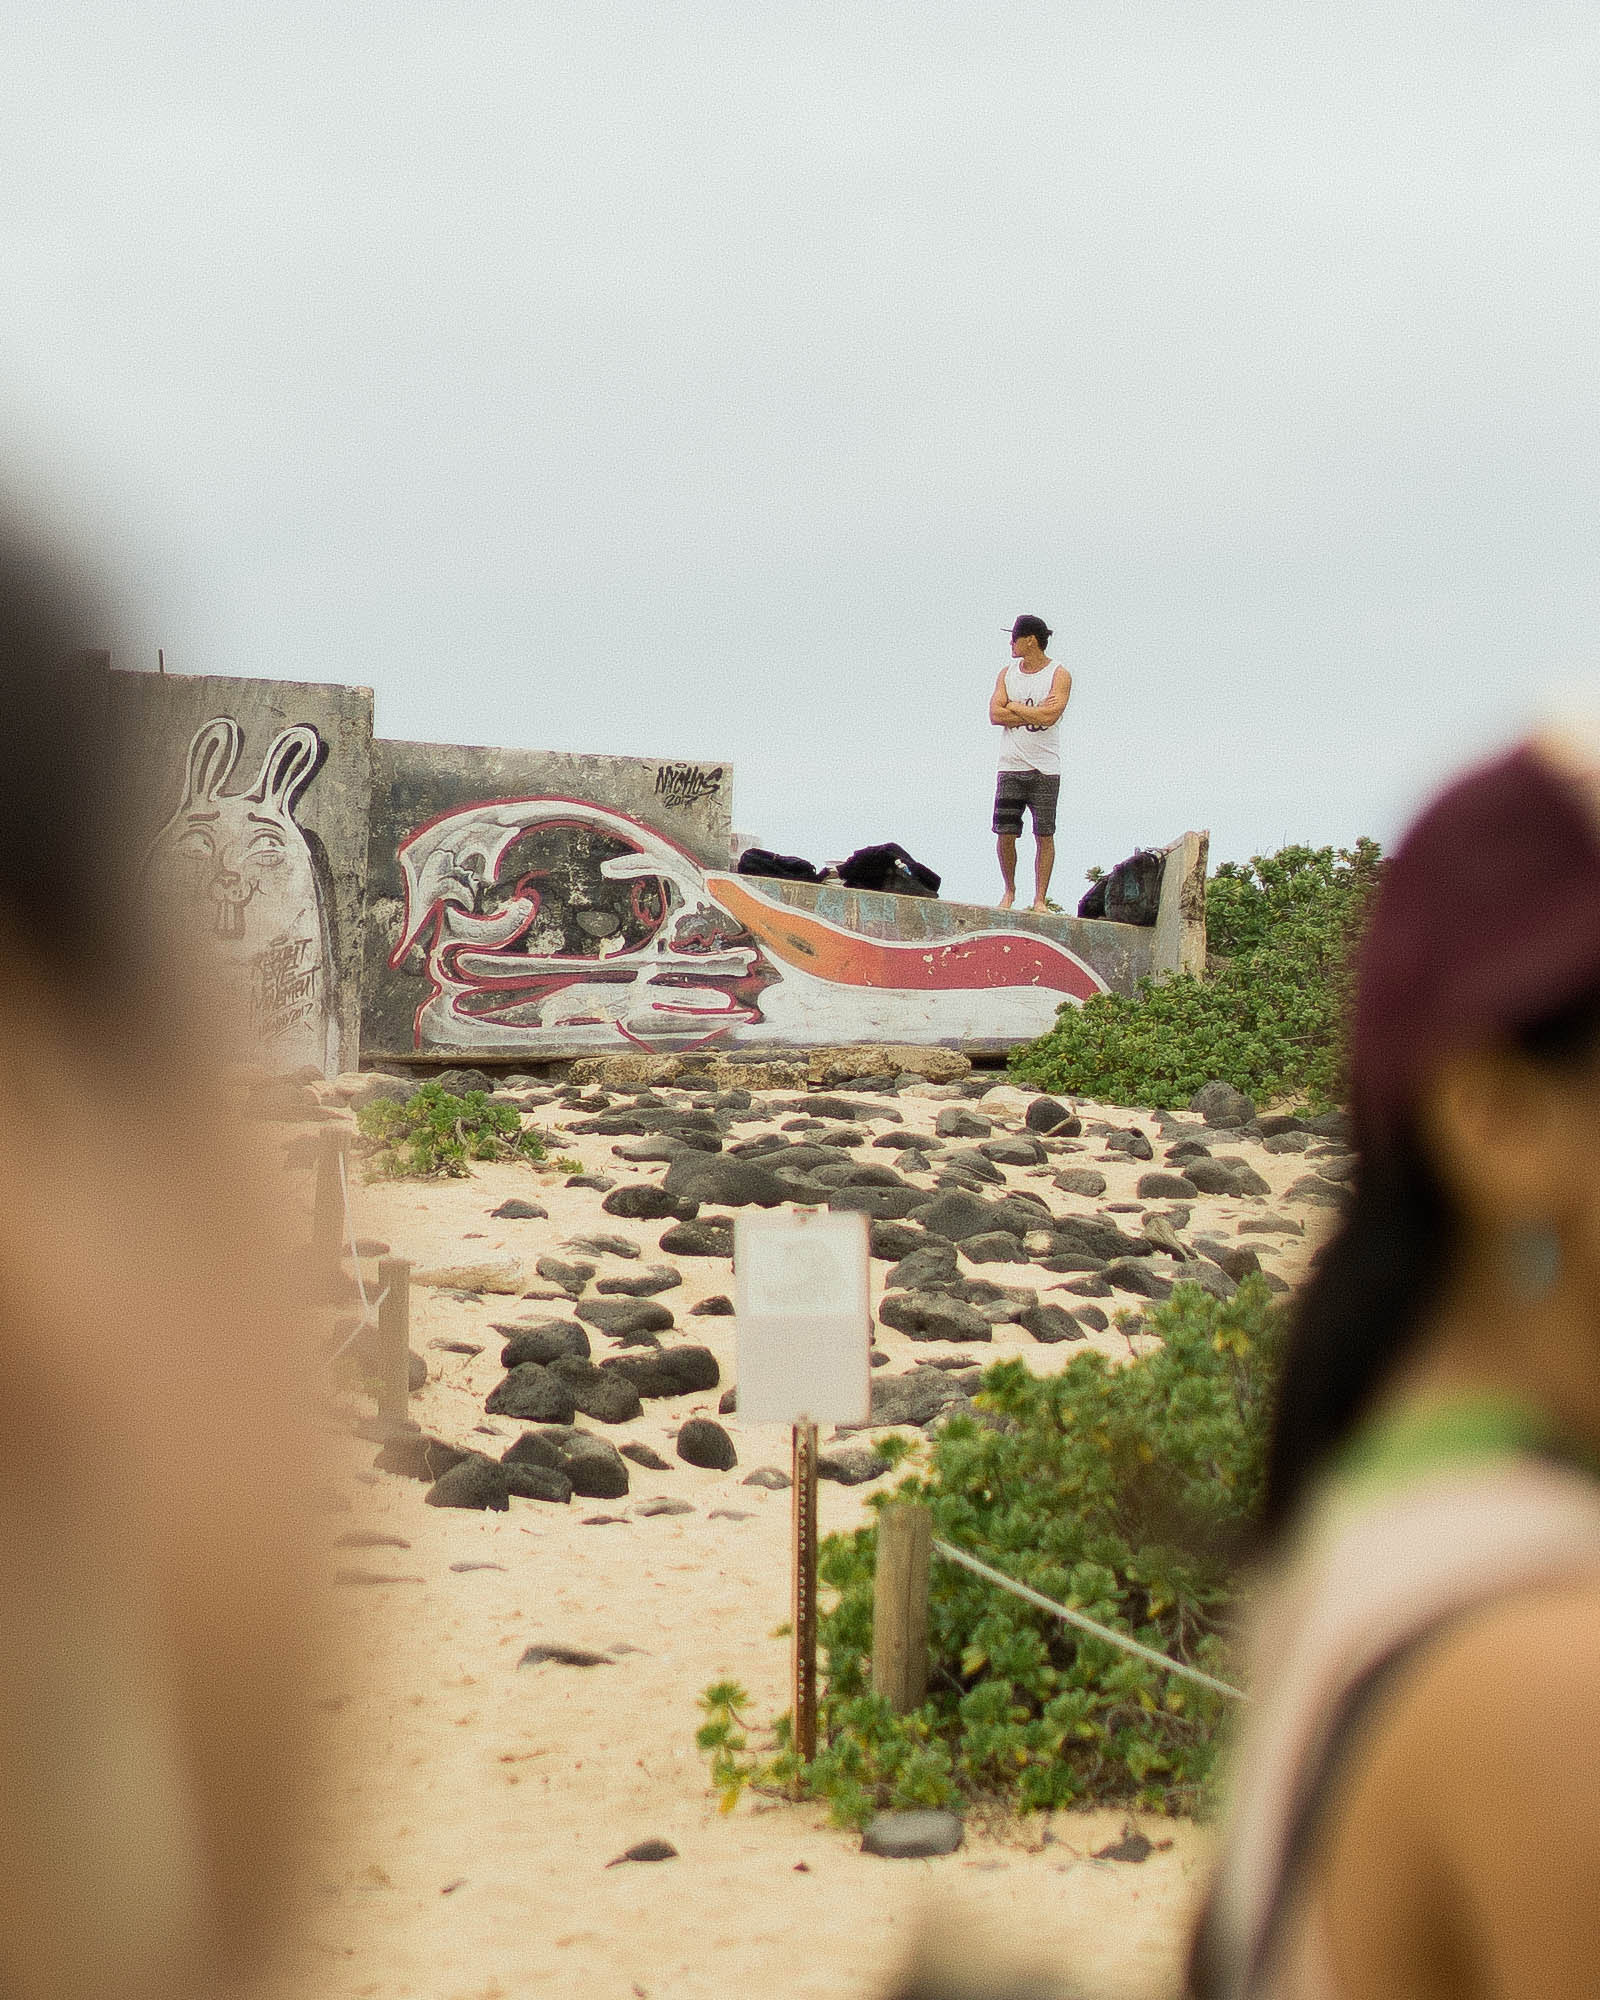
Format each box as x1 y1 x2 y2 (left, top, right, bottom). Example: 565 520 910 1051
246 833 286 866
175 827 214 859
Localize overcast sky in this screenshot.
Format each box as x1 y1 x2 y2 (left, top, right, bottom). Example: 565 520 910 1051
4 2 1597 905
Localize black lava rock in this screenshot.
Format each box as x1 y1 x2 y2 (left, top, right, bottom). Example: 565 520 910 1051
435 1067 494 1096
958 1230 1026 1266
1186 1157 1271 1198
501 1431 566 1471
1190 1080 1256 1128
549 1356 644 1424
911 1190 1004 1242
425 1456 510 1511
662 1153 787 1208
374 1432 473 1482
576 1298 676 1338
601 1345 721 1399
869 1220 929 1262
485 1364 578 1424
876 1291 993 1342
676 1418 738 1470
659 1219 734 1258
1017 1302 1086 1343
887 1242 960 1291
1104 1258 1174 1300
595 1264 683 1297
602 1184 699 1221
495 1319 591 1367
502 1462 573 1503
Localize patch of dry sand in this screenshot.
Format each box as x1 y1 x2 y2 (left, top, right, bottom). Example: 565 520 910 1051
259 1080 1334 2000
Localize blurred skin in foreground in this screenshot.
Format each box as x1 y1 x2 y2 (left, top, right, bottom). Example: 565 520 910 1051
0 522 327 2000
1194 733 1600 2000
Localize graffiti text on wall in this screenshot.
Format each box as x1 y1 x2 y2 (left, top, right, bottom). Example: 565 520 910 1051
145 717 338 1074
654 762 723 811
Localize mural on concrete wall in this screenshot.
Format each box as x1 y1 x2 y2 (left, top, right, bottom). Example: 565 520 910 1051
384 796 1105 1053
145 717 340 1073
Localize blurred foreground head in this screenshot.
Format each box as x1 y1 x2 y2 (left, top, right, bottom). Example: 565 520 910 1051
0 520 323 1999
1265 725 1600 1532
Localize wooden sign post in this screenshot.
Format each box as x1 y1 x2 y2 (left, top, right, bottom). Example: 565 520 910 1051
871 1500 932 1713
735 1207 871 1774
791 1418 820 1761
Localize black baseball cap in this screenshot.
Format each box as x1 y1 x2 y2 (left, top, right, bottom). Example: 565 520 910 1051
1010 614 1051 644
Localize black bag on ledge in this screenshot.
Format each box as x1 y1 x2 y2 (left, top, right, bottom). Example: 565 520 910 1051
1078 847 1165 926
836 843 941 899
736 847 823 884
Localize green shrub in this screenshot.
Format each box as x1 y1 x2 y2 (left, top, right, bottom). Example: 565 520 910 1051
1009 839 1382 1108
698 1276 1282 1825
357 1081 547 1179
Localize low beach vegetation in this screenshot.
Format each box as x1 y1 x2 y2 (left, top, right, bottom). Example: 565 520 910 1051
1009 839 1382 1109
356 1081 548 1179
699 1275 1282 1826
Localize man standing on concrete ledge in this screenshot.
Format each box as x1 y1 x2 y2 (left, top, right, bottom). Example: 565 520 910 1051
990 613 1071 911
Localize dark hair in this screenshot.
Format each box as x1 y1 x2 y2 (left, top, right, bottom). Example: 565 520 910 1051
0 522 149 1028
1259 983 1600 1540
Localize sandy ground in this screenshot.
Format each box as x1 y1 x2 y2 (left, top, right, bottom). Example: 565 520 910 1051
260 1076 1333 2000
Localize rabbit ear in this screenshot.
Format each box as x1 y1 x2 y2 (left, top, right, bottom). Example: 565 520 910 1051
249 725 323 816
184 718 242 805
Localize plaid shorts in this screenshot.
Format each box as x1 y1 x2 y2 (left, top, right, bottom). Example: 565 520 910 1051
992 769 1060 838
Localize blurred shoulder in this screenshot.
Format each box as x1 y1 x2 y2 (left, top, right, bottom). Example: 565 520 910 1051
1313 1579 1600 1996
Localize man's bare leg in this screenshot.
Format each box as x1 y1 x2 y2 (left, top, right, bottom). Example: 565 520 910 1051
996 834 1018 910
1030 835 1055 913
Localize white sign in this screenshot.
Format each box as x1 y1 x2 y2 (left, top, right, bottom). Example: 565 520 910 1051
734 1208 871 1426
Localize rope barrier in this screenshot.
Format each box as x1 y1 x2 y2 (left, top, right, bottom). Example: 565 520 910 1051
931 1538 1247 1703
322 1146 387 1369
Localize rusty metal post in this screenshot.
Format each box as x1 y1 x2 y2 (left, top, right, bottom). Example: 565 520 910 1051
792 1419 819 1765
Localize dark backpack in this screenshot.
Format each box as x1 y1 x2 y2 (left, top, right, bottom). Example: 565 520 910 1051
736 847 823 884
1078 848 1165 927
836 842 941 899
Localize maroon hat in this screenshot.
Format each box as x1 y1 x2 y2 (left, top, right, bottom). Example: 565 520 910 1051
1352 734 1600 1144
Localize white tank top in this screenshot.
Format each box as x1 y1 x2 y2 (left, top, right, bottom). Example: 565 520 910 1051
998 660 1063 775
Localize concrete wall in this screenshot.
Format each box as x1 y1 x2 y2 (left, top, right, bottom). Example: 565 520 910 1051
1152 829 1210 981
109 669 374 1075
362 738 734 1058
754 879 1160 992
710 875 1133 1053
105 664 1207 1070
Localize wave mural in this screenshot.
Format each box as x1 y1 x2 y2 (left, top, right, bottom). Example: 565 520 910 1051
388 796 1105 1053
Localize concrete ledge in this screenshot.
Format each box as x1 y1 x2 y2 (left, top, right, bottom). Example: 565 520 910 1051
755 878 1160 997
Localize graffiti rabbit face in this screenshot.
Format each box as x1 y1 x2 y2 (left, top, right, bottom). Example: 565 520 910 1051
146 718 335 1069
392 798 776 1051
168 810 296 940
